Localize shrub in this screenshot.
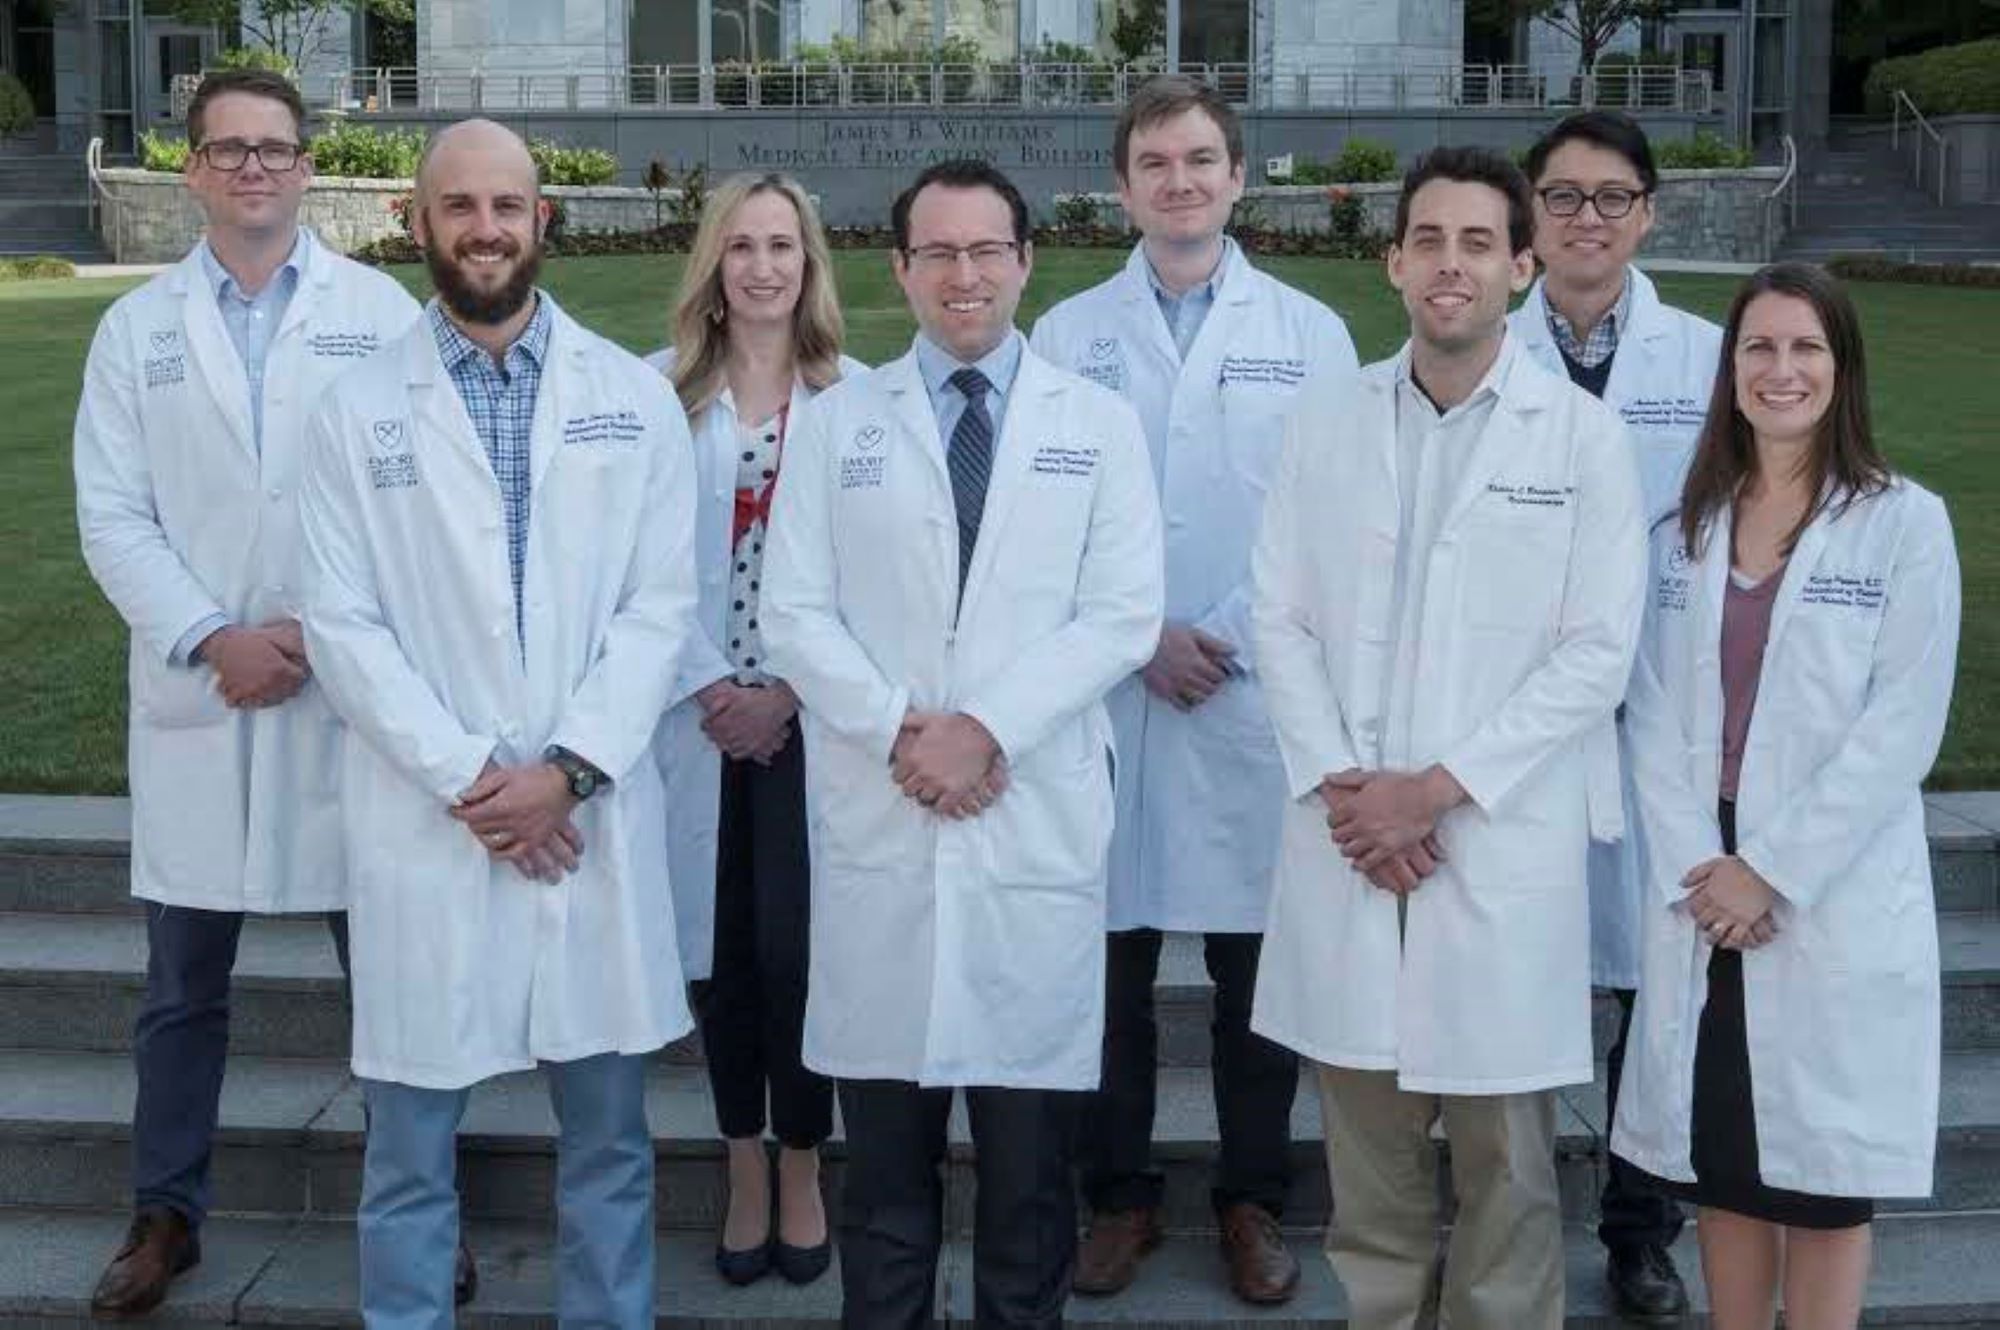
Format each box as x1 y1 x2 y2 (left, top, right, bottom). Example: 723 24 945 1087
213 46 296 78
530 139 618 187
1329 137 1399 183
1865 37 2000 116
309 119 423 179
0 255 76 280
1826 254 2000 288
0 72 35 138
139 129 191 172
1050 193 1103 233
1323 186 1387 258
1655 130 1752 169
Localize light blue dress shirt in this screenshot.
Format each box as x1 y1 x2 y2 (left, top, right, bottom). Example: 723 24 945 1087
1144 238 1230 360
914 328 1024 449
176 232 305 667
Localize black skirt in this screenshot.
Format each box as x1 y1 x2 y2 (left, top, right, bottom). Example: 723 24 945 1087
1641 800 1875 1230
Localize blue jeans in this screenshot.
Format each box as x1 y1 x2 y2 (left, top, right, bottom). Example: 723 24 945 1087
359 1054 654 1330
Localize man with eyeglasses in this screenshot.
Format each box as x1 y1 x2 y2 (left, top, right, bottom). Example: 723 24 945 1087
1508 110 1723 1325
762 157 1164 1329
72 68 420 1317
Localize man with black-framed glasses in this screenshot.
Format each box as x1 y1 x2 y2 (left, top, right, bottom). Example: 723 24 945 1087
72 68 421 1317
1510 110 1723 1325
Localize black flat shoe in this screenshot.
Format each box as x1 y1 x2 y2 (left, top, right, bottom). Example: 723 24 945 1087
715 1239 772 1286
772 1237 832 1285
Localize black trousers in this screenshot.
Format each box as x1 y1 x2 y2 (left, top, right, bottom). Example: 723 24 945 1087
690 732 832 1148
838 1079 1080 1330
138 905 350 1226
1598 986 1687 1254
1081 928 1298 1217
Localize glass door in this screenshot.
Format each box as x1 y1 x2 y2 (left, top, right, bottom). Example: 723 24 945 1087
145 25 212 129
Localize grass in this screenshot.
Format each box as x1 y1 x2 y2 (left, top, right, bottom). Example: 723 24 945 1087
4 251 1997 792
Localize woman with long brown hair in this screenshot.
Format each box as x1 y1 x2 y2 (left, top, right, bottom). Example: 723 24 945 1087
1612 263 1959 1329
647 172 864 1287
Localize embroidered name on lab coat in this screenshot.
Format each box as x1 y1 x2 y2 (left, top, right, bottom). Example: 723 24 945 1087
143 329 185 388
562 410 644 449
1218 356 1306 387
1030 442 1101 478
306 330 382 360
1485 482 1575 508
1800 571 1885 610
1656 546 1693 611
1621 397 1707 430
365 418 417 490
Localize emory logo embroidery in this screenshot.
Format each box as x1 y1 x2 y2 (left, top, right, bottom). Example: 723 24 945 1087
854 425 885 451
149 330 179 354
370 419 404 456
1089 337 1116 361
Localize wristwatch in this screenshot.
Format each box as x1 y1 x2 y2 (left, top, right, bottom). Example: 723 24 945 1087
544 746 609 801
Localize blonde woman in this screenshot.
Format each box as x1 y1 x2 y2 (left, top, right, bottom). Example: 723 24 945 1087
648 172 864 1287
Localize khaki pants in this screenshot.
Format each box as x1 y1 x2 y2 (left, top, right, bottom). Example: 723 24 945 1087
1315 1064 1564 1330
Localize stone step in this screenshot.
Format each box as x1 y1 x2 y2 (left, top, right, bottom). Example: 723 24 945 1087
7 907 1997 1073
4 1046 1997 1234
7 795 1994 916
3 1207 2000 1328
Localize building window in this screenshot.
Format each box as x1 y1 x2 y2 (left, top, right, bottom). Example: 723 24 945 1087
860 0 1018 58
632 0 702 66
862 0 933 49
713 0 781 63
945 0 1017 60
1179 0 1248 68
10 0 58 116
1096 0 1165 63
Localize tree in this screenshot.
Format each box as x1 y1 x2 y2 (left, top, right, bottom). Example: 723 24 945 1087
157 0 415 77
1468 0 1684 72
1110 0 1166 65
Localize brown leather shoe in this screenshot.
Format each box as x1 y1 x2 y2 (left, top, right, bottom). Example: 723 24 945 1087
1072 1207 1163 1296
454 1238 478 1307
1218 1202 1299 1305
90 1208 200 1319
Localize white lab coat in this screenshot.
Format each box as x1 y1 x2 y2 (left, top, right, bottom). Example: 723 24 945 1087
1249 345 1645 1093
761 342 1165 1090
1613 482 1958 1197
640 347 868 981
1030 243 1360 932
298 297 701 1091
1511 269 1723 987
73 231 418 913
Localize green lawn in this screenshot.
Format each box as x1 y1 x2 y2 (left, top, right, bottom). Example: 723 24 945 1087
4 251 1997 792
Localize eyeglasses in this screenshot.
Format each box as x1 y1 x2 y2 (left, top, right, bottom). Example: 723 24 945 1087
196 139 304 172
1536 185 1646 219
903 241 1021 271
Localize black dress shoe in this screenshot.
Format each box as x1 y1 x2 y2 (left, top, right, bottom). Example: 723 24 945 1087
715 1239 772 1286
1607 1244 1690 1322
454 1238 477 1307
772 1236 832 1285
90 1207 201 1318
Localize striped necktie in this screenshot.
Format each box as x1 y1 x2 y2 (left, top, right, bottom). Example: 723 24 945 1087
946 366 994 602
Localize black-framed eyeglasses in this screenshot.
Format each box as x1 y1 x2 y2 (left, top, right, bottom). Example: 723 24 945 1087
1536 185 1646 219
196 139 304 172
903 240 1021 271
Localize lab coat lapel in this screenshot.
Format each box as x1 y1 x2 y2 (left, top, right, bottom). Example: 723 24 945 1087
172 250 256 465
1762 497 1837 658
404 315 499 482
1438 341 1545 533
1345 364 1404 768
957 349 1061 626
273 231 326 346
527 304 577 496
1115 244 1180 367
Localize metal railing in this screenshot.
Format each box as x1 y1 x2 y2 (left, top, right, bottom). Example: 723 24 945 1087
1890 88 1950 206
85 135 118 260
311 60 1711 115
1762 133 1797 260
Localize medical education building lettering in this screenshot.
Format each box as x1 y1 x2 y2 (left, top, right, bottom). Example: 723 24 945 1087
738 117 1114 172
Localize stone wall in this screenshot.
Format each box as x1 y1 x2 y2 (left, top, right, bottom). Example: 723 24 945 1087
93 170 686 264
1063 168 1789 262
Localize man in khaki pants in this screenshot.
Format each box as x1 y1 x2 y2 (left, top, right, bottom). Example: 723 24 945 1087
1245 145 1645 1329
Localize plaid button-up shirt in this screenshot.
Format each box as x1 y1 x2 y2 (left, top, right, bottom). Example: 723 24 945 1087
428 295 552 646
1546 271 1633 370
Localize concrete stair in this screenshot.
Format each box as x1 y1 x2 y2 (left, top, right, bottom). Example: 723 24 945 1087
2 792 1998 1326
0 155 109 262
1780 122 2000 266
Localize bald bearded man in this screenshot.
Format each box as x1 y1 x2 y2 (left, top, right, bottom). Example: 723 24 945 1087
298 119 701 1329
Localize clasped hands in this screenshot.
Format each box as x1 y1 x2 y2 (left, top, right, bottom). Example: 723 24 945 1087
891 710 1008 820
452 759 584 884
1141 623 1238 712
1681 855 1781 950
1317 766 1464 896
697 678 797 765
200 619 310 709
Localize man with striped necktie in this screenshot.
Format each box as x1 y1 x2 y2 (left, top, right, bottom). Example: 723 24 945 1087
762 159 1165 1329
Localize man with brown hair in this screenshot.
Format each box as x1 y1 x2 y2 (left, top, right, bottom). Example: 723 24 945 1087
73 68 420 1315
1031 76 1357 1304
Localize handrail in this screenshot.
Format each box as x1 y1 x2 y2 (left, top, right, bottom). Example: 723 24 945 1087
84 135 116 259
1890 88 1950 206
1762 133 1797 259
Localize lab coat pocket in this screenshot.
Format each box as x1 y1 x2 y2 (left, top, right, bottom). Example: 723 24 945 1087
1462 515 1569 635
980 739 1112 889
805 723 909 872
1221 389 1290 491
130 648 229 729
